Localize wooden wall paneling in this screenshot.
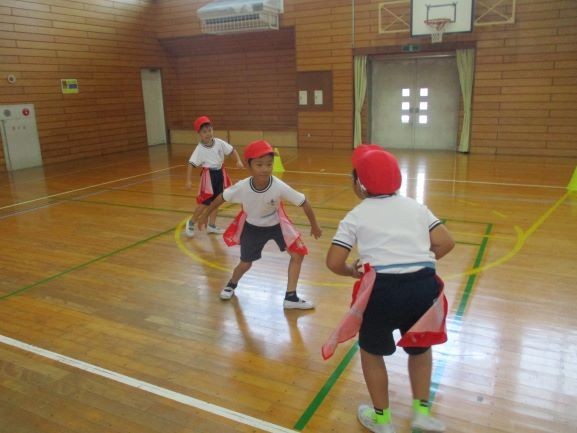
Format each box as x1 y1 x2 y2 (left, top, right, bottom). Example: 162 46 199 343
0 0 177 171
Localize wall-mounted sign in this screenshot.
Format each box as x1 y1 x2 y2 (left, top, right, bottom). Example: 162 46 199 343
401 44 421 53
61 79 79 94
296 71 332 111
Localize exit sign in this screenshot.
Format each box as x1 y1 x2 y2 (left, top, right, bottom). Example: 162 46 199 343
402 44 421 53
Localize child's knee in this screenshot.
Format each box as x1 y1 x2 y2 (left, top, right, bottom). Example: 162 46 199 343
239 260 252 270
289 251 304 263
405 347 431 356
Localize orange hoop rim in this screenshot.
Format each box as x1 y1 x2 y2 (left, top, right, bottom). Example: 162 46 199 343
424 18 451 31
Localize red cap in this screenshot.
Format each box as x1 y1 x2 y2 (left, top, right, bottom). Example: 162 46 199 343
244 140 274 161
193 116 211 132
351 144 384 167
352 144 401 195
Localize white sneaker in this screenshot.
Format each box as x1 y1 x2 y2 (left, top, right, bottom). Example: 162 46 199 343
357 405 396 433
283 298 315 310
207 225 225 234
411 412 445 432
184 219 195 238
220 286 235 300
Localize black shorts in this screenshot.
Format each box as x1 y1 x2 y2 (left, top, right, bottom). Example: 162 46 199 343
201 168 224 206
240 222 286 262
359 268 439 356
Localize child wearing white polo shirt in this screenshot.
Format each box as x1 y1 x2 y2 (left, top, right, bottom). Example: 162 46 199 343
184 115 243 238
326 145 455 433
197 140 322 309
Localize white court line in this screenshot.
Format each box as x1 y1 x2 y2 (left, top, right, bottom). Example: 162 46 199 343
283 170 565 189
0 334 298 433
0 165 184 211
1 165 562 213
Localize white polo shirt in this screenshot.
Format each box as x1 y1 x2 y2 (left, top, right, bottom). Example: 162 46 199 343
223 176 306 226
188 138 233 169
332 194 442 273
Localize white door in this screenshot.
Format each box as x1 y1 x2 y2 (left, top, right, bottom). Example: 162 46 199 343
140 69 167 146
370 56 460 150
0 104 43 171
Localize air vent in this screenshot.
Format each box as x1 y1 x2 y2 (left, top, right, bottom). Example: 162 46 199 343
197 0 284 34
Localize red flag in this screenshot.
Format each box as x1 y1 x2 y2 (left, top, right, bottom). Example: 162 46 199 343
223 210 246 247
397 275 448 347
278 203 308 255
197 167 231 204
322 265 375 360
222 203 307 256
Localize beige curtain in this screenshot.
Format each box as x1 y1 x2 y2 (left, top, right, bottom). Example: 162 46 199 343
456 48 475 153
354 55 367 148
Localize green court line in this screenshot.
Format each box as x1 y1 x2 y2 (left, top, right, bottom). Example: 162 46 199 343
108 188 192 197
428 222 493 405
456 223 493 318
65 198 479 246
456 241 483 247
0 227 175 300
293 222 492 430
66 198 193 214
293 342 359 430
443 218 493 226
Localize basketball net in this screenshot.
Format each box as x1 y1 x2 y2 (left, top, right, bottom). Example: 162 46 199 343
424 18 450 43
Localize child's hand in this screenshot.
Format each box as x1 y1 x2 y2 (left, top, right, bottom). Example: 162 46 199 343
236 160 244 169
351 259 363 279
185 180 192 190
310 224 322 239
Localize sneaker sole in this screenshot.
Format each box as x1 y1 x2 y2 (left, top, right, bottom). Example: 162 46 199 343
283 303 315 310
220 290 234 300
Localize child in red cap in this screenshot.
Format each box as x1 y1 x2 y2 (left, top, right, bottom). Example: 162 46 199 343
184 116 243 237
325 145 455 433
197 140 322 309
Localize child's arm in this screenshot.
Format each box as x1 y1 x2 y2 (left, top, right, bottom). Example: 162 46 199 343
231 148 244 168
326 245 363 278
197 194 225 230
185 164 194 189
301 199 322 239
430 224 455 259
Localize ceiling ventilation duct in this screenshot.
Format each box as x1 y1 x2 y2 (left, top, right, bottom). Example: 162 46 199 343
197 0 284 34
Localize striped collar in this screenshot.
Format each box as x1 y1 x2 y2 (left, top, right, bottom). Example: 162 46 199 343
250 176 273 193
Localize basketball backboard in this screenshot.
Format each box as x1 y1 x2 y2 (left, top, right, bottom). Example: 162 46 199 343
411 0 474 37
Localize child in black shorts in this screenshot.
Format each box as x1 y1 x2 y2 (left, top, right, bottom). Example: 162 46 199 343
197 140 322 309
326 144 455 433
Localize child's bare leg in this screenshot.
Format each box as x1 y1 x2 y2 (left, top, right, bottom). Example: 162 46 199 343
408 348 432 401
220 261 251 300
230 260 252 284
286 251 304 295
360 348 390 410
208 208 218 226
190 204 206 223
283 251 314 309
408 348 445 431
185 205 206 237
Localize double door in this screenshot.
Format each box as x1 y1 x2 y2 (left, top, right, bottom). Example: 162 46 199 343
370 56 460 150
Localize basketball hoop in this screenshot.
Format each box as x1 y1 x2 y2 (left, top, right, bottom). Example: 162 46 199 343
424 18 450 43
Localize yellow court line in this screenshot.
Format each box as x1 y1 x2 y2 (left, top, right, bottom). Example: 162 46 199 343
446 191 571 279
491 210 507 219
175 218 230 272
174 218 349 288
449 230 516 241
0 165 184 211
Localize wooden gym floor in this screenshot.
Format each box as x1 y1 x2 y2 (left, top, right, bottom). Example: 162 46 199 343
0 144 575 433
